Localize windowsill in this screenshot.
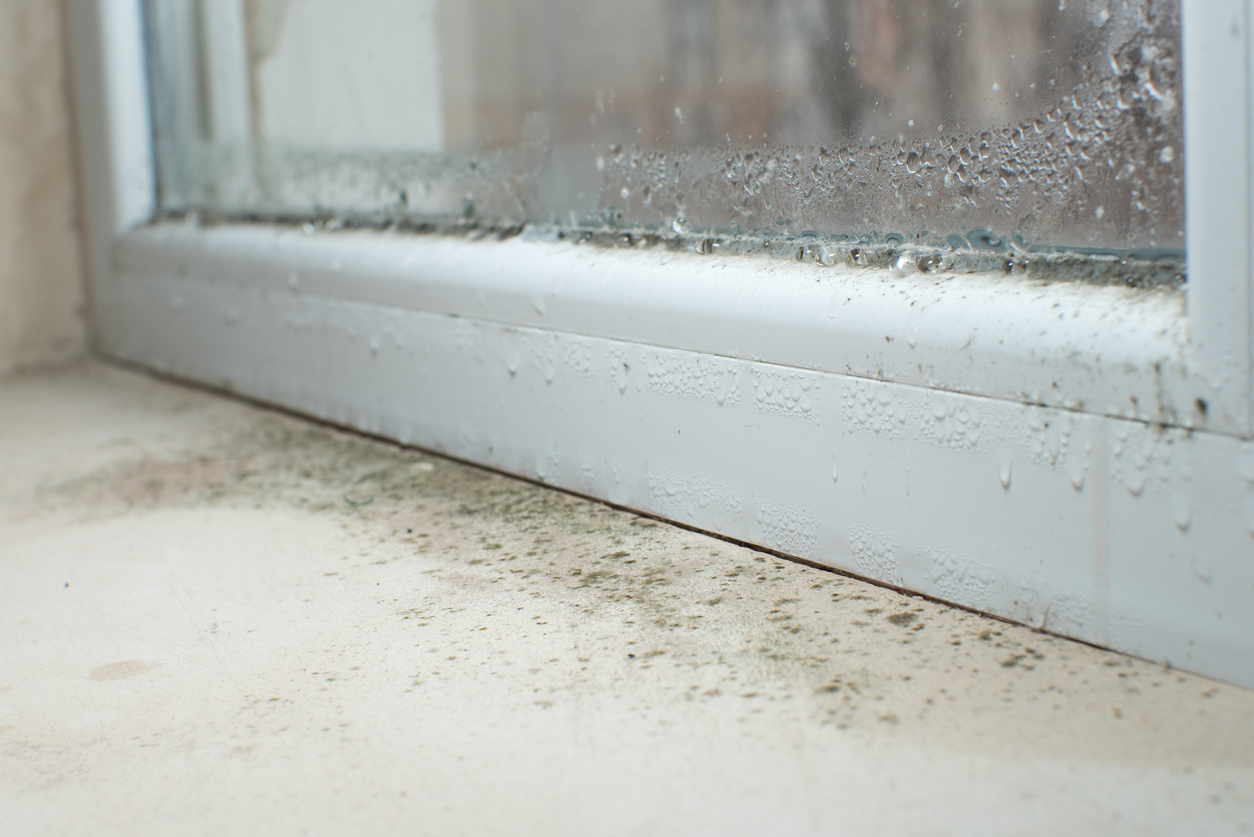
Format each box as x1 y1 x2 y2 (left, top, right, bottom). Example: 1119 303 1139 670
7 359 1252 830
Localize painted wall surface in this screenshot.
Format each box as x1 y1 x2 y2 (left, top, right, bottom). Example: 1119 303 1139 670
0 0 85 375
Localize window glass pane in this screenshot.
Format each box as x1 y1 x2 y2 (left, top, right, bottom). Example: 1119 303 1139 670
146 0 1183 270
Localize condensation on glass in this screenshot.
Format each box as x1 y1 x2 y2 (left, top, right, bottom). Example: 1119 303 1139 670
146 0 1183 267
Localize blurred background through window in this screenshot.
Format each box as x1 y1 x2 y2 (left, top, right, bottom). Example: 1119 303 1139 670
146 0 1183 259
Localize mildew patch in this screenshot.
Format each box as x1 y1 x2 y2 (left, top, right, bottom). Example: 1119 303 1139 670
11 364 1254 769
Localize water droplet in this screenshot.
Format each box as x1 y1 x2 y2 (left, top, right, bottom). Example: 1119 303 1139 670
1067 456 1086 490
1191 556 1212 584
998 451 1013 489
1171 493 1191 531
530 294 546 315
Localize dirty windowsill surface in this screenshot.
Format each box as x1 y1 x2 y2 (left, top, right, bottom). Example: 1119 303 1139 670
1 361 1251 835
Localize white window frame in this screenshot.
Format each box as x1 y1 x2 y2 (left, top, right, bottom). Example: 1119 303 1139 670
67 0 1254 686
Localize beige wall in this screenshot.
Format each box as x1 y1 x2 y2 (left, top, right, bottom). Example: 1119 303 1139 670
0 0 85 376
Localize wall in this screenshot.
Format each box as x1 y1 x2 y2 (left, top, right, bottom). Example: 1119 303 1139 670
0 0 85 376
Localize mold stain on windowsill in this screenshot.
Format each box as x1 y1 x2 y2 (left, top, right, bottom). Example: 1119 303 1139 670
13 362 1253 770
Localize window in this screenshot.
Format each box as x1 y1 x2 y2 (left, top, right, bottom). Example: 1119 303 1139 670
68 0 1254 686
148 0 1182 277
